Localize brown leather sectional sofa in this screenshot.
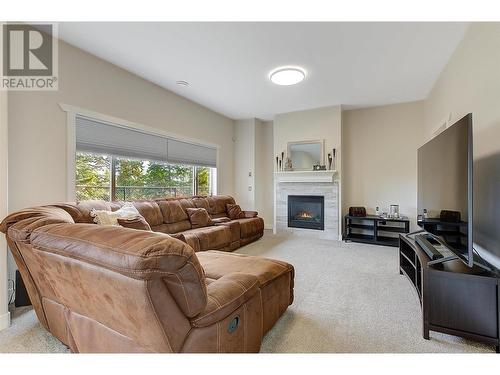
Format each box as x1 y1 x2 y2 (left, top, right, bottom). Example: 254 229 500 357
0 195 294 353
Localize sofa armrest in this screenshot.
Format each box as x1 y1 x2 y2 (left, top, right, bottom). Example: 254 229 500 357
243 211 258 218
190 273 260 328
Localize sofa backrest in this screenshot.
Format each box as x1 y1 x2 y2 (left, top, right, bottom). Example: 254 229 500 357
206 196 236 218
54 201 123 224
153 195 236 230
155 199 193 233
131 200 163 228
0 204 209 352
52 195 236 233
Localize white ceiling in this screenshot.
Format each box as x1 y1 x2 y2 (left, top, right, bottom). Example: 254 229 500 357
59 22 468 120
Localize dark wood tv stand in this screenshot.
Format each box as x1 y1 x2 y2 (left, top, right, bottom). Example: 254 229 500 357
399 234 500 352
344 215 410 247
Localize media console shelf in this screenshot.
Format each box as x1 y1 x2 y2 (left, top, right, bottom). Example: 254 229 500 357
399 234 500 352
344 215 410 247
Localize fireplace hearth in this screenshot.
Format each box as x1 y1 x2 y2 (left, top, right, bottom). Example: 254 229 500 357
288 195 324 230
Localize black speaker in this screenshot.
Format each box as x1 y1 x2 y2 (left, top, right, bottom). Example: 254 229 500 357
15 270 32 307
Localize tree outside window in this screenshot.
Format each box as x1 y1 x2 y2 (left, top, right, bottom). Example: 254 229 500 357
75 154 111 201
75 152 215 201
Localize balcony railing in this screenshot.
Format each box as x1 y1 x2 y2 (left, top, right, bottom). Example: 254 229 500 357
76 185 196 201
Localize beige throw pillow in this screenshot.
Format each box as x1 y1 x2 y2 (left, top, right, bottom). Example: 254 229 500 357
90 202 140 226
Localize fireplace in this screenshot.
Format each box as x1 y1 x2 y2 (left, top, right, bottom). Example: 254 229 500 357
288 195 325 230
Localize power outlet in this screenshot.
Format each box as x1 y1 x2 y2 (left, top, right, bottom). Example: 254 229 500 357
7 279 15 303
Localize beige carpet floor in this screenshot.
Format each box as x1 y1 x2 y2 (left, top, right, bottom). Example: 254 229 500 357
0 232 494 353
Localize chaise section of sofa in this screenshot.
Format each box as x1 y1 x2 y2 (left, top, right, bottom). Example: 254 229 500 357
197 251 294 334
0 196 293 353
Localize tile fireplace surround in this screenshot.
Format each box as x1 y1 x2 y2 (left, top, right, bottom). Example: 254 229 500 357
274 171 339 240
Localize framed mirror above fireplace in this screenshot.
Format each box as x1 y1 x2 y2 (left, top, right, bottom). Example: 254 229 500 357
288 195 325 230
287 140 325 171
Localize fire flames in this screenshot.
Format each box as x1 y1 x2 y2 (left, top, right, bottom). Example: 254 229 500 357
295 210 314 220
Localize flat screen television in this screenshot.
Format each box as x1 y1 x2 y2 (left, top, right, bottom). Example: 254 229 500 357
417 113 473 267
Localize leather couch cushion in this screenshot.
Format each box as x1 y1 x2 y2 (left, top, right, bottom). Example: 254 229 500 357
151 221 191 234
177 198 196 211
157 200 188 223
197 251 292 288
206 196 235 216
171 232 201 253
182 225 231 251
232 217 264 238
192 197 210 211
191 273 259 327
215 221 240 243
117 215 152 231
186 208 214 229
132 201 163 227
243 211 258 218
180 233 201 252
211 217 230 224
226 204 244 220
211 213 229 219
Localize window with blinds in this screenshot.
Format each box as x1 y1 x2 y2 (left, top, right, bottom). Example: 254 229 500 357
75 116 217 167
74 116 217 201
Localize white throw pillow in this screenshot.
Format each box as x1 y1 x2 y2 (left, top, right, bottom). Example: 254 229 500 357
91 202 140 226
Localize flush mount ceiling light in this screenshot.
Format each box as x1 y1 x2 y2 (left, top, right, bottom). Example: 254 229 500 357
269 66 306 86
176 80 189 86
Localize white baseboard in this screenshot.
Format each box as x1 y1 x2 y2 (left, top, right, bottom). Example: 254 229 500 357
0 311 10 331
264 225 274 231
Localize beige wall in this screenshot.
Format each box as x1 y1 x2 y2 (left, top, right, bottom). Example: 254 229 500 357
0 89 9 330
233 119 274 228
424 23 500 268
274 105 342 173
255 120 274 227
234 119 255 210
7 38 235 213
342 101 425 230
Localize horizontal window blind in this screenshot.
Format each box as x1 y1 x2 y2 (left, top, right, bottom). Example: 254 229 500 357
167 138 217 167
75 116 217 167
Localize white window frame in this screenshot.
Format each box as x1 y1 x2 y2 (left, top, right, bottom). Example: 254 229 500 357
60 103 220 202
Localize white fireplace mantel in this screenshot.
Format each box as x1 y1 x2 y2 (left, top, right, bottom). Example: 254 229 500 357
274 170 337 183
274 170 339 240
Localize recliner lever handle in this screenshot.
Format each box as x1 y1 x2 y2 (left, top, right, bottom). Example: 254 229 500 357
228 315 239 333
